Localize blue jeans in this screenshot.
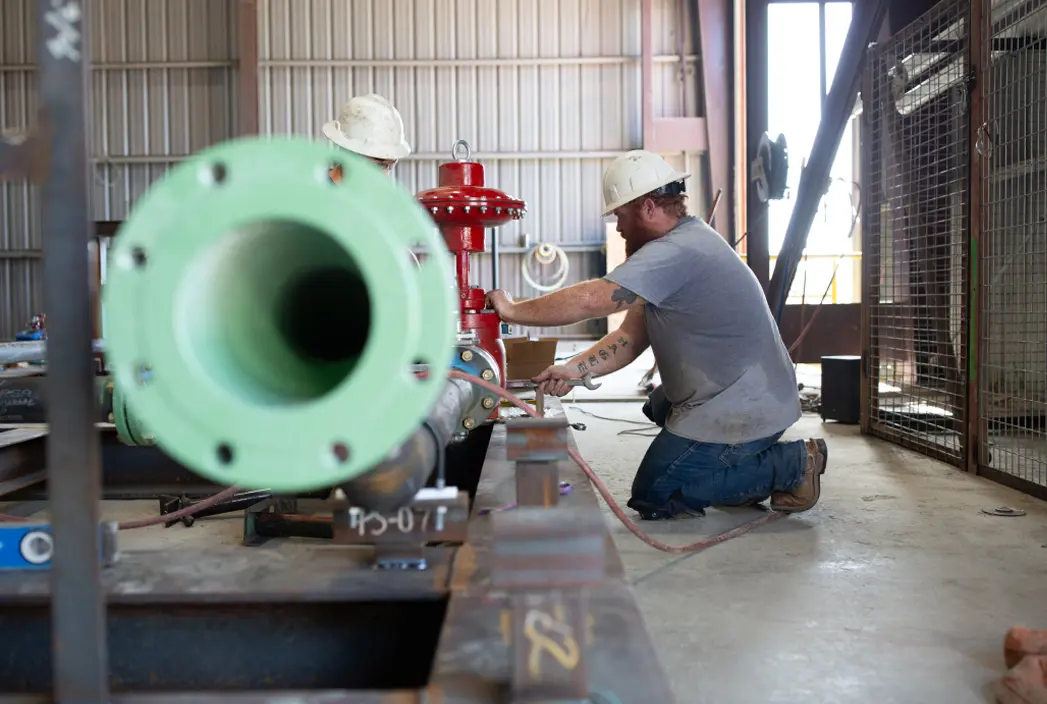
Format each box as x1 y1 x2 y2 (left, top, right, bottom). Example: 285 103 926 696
627 386 807 518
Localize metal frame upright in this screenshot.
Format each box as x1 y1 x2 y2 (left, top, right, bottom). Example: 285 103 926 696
31 1 108 699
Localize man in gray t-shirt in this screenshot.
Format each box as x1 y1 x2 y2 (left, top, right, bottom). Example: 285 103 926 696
486 150 828 519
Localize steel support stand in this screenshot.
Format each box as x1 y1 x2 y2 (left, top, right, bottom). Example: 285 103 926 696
492 508 607 702
33 0 110 700
495 416 606 700
507 417 570 509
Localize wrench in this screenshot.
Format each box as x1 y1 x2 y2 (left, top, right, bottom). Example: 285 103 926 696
507 374 601 417
506 373 602 391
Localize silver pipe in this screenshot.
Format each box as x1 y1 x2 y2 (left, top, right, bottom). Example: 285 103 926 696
0 339 106 365
89 150 665 164
340 378 474 513
0 56 698 73
259 55 699 68
0 61 235 72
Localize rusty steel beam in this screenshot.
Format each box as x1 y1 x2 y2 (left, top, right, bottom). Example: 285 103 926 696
507 417 570 508
733 0 747 252
967 0 987 473
859 57 876 435
743 0 770 291
491 507 607 701
696 0 735 240
237 0 260 136
766 0 888 319
32 0 110 698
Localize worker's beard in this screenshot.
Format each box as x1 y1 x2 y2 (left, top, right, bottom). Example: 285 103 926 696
623 230 653 258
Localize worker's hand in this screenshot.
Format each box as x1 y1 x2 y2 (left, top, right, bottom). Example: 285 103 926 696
485 289 515 320
533 364 579 397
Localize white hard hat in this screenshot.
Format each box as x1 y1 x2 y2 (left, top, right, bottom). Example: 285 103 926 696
322 94 412 161
601 150 691 216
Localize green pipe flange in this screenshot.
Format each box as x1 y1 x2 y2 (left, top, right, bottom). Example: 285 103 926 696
102 137 458 492
111 381 153 446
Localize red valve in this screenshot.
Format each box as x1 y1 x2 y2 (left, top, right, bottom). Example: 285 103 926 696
415 140 527 394
415 140 526 255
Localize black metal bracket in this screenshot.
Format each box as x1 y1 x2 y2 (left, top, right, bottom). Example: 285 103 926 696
159 490 272 528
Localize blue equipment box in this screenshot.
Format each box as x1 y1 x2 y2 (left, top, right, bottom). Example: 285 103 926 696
0 522 118 570
0 524 56 570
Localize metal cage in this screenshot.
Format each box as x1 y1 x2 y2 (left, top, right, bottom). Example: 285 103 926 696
976 0 1047 498
862 0 1047 501
862 0 973 466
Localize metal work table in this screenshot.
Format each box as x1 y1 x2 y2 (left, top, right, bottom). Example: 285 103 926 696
0 400 674 701
430 412 673 703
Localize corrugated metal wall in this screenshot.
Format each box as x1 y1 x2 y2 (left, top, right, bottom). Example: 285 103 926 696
0 0 238 339
0 0 702 340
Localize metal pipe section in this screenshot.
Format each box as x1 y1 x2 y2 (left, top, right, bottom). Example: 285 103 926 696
340 378 474 512
0 339 105 365
102 137 459 493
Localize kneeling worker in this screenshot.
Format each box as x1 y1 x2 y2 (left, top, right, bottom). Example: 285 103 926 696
485 150 827 520
322 93 412 181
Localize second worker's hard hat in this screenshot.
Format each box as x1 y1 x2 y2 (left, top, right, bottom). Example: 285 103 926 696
322 94 412 162
601 150 691 216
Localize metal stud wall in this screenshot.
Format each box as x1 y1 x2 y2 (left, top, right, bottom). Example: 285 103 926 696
862 0 971 465
0 0 238 338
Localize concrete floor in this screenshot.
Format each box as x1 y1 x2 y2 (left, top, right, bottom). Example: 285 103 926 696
508 340 1047 700
568 402 1047 703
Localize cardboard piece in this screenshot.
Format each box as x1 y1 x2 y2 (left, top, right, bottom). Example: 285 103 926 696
504 337 558 381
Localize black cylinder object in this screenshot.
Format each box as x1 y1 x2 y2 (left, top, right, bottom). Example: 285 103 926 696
339 378 472 512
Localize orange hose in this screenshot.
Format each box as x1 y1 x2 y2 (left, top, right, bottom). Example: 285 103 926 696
0 485 243 529
116 485 242 530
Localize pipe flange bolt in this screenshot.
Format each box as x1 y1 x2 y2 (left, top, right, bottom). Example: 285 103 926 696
451 344 500 428
103 137 458 492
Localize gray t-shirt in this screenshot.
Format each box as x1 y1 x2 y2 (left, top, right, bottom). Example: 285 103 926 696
605 215 801 444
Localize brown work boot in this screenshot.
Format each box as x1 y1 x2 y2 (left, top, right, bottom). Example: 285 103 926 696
718 496 770 508
770 439 827 513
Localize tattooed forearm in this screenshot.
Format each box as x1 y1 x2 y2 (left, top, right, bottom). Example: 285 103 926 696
609 286 639 309
568 333 641 378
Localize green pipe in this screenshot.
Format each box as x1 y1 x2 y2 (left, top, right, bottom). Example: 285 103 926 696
110 380 153 446
102 137 458 492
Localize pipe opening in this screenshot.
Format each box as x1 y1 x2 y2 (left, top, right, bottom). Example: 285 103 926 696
178 218 373 406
